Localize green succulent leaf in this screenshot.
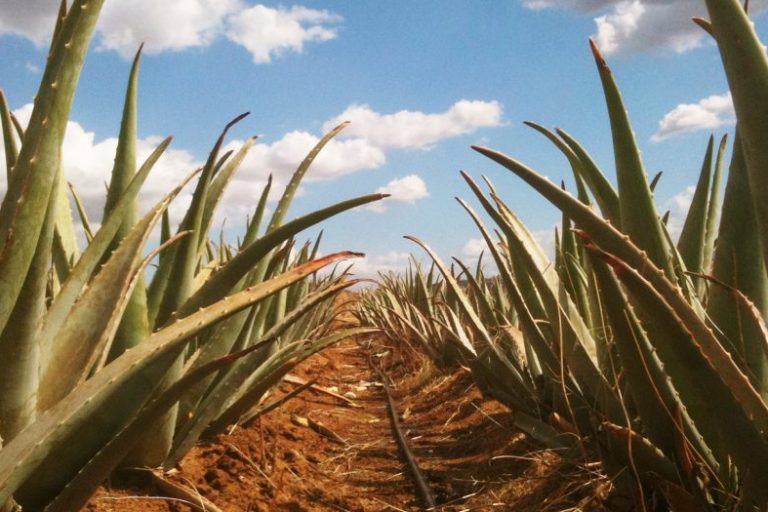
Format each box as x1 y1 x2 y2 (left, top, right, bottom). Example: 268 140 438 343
0 251 361 509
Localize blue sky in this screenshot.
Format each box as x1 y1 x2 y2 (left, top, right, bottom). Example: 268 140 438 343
0 1 764 276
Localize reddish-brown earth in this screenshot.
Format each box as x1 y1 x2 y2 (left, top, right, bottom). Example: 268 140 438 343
85 329 612 511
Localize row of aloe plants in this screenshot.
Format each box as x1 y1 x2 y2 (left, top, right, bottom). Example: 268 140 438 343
0 1 382 510
359 1 768 510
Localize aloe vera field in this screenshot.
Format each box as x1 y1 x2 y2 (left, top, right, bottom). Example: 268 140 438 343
2 0 768 510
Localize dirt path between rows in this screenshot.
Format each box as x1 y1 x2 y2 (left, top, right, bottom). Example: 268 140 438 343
86 328 607 511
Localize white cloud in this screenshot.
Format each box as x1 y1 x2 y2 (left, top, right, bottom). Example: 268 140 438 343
368 175 429 213
1 103 200 226
0 1 341 63
652 92 734 142
323 100 504 150
523 0 616 10
665 185 695 240
462 238 488 259
351 250 413 278
97 0 242 58
218 131 385 220
2 97 502 230
226 5 341 64
0 0 58 45
522 0 768 55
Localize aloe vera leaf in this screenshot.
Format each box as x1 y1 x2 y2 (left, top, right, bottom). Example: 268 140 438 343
591 245 768 489
178 193 387 317
155 113 249 328
101 46 151 360
173 310 256 424
93 233 191 377
493 249 559 378
588 252 714 467
702 134 726 275
0 252 359 508
559 214 595 335
451 197 558 376
590 40 672 279
0 0 105 337
67 181 94 243
240 123 351 298
650 171 663 192
49 0 68 50
510 411 574 451
706 0 768 266
555 128 621 225
51 172 80 282
44 342 262 512
198 136 256 254
267 122 349 233
709 134 768 398
467 197 624 425
167 280 360 465
209 327 375 435
0 89 18 182
102 46 142 226
468 179 550 321
483 179 552 275
525 122 591 206
241 175 273 249
37 139 175 367
451 257 498 324
597 422 681 486
286 243 312 310
0 171 58 441
8 114 23 144
406 236 538 409
37 194 175 411
699 272 768 374
461 175 608 390
471 145 768 431
677 136 715 277
175 277 354 437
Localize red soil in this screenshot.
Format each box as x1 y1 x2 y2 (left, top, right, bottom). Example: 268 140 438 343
85 332 612 511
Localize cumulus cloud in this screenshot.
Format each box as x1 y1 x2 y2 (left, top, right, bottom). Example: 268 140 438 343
523 0 616 10
218 131 385 220
1 104 200 226
323 101 504 150
652 92 734 142
664 185 695 240
0 1 342 63
226 5 341 64
97 0 242 58
522 0 768 55
0 0 58 45
1 98 500 230
462 238 488 259
368 175 429 213
351 250 413 278
459 237 500 274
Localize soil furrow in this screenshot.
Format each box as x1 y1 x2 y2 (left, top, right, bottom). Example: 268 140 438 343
86 331 604 511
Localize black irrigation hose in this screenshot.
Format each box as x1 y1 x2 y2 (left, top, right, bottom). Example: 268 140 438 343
368 354 437 510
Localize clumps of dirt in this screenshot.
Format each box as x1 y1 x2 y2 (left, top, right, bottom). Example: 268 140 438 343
85 334 613 511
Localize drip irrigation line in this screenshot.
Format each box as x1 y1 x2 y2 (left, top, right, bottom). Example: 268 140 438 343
367 354 437 510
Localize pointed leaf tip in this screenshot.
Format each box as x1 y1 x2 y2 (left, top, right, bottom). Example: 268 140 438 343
692 17 714 36
589 38 607 68
225 112 250 130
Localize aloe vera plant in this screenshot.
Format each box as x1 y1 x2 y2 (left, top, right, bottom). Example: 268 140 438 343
360 2 768 509
0 1 384 509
